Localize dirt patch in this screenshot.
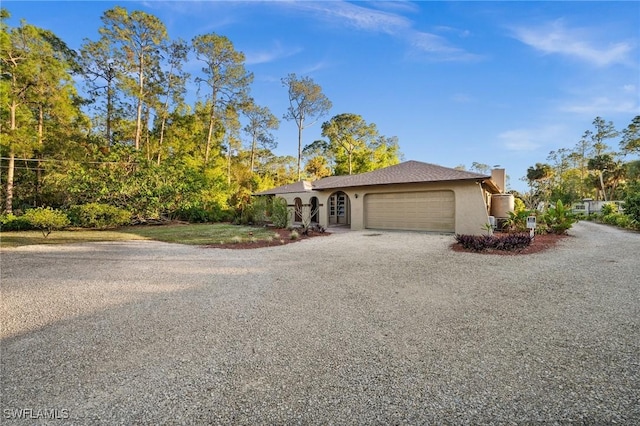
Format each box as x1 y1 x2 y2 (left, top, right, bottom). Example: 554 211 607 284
450 232 570 255
204 228 331 249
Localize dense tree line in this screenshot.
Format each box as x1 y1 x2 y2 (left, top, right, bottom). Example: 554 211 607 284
521 116 640 210
0 7 401 221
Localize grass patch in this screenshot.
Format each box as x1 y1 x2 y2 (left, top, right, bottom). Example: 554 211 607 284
0 223 278 248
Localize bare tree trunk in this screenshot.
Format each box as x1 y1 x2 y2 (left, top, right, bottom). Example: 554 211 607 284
297 125 303 181
205 115 214 166
250 136 256 174
134 58 145 150
227 142 231 185
157 117 166 166
36 105 44 206
5 102 18 214
5 152 15 214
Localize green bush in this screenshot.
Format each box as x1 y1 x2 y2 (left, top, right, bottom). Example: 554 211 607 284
22 207 70 237
239 197 268 225
270 197 289 228
174 206 211 223
613 214 633 228
544 200 576 235
0 213 33 231
600 212 638 230
600 203 618 216
624 184 640 223
68 203 131 229
502 209 535 233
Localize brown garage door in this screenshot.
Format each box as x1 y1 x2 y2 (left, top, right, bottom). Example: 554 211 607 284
364 191 455 232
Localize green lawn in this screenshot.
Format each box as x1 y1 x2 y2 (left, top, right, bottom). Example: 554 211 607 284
0 223 279 249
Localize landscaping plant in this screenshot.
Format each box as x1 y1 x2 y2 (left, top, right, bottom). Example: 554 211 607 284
455 233 532 252
270 197 289 228
543 200 577 235
22 207 70 237
68 203 131 229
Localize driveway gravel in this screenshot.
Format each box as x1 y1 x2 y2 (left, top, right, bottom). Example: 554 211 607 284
1 221 639 424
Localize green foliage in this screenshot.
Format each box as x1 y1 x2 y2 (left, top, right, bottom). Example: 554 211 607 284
600 212 635 229
620 115 640 155
624 182 640 223
320 113 401 176
173 206 229 223
600 202 618 216
503 209 534 233
0 213 33 231
513 197 526 213
270 197 289 228
543 200 576 235
22 207 70 237
239 196 268 226
67 203 131 229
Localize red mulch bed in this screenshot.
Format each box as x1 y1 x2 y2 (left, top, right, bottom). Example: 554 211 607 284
204 228 331 249
450 232 570 255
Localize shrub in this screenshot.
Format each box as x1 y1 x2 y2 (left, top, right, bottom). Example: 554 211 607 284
290 230 299 240
502 209 534 233
513 197 526 213
270 197 289 228
543 200 576 235
0 213 33 231
455 233 532 252
22 207 70 237
239 197 268 225
624 184 640 223
68 203 131 229
600 203 618 216
173 206 212 223
613 214 633 229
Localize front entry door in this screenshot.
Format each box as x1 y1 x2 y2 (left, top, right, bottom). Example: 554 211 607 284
329 192 348 225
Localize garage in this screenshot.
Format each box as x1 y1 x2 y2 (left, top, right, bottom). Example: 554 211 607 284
364 190 455 232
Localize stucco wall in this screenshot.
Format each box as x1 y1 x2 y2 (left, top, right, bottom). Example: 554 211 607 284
271 180 491 235
275 193 329 228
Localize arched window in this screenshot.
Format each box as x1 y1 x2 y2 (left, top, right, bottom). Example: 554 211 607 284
310 197 319 223
294 197 302 222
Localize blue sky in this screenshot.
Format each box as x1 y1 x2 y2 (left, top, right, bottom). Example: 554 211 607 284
5 1 640 192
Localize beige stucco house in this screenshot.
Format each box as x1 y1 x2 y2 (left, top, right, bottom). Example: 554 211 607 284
255 160 506 235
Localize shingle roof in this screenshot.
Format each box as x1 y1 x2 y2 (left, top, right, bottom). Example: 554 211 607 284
254 161 491 195
312 161 489 189
254 180 314 196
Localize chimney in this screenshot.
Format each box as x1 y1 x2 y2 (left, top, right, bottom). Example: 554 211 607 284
491 168 506 193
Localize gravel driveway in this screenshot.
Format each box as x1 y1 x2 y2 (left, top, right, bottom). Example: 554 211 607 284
1 221 639 424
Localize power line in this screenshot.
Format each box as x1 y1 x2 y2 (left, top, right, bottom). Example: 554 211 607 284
0 157 138 165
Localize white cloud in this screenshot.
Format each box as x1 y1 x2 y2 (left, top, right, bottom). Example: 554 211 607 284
292 1 411 35
244 42 303 65
511 19 634 67
451 93 475 103
499 125 566 152
559 96 639 115
286 1 479 62
406 32 482 62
